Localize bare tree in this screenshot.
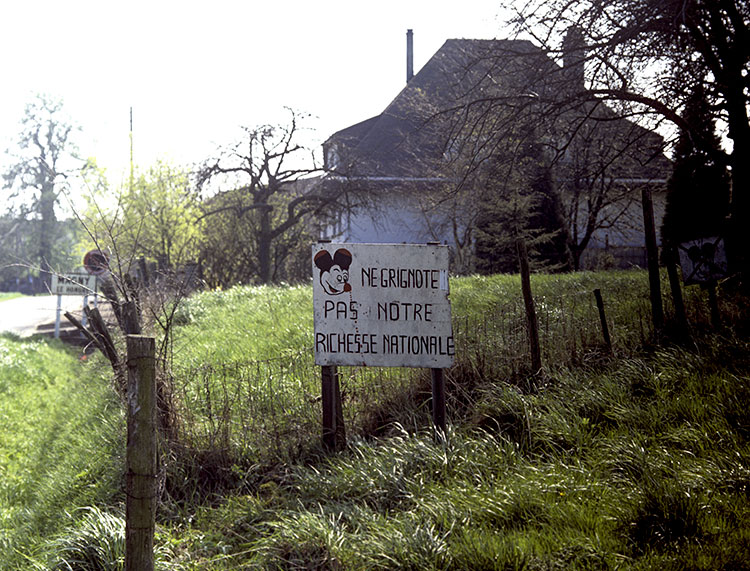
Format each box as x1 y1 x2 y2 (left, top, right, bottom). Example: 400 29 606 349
197 110 356 285
442 37 672 268
375 37 666 271
498 0 749 273
551 103 670 269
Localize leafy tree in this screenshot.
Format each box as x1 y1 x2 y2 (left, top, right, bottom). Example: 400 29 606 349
0 216 76 291
475 142 571 273
198 110 347 285
122 161 202 270
2 94 81 288
77 160 201 273
661 84 731 247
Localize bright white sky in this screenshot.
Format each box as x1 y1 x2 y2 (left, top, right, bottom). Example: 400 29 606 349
0 0 509 186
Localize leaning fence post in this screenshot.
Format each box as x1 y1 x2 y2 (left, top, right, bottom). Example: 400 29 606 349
125 335 157 571
593 289 613 354
642 187 665 336
665 247 689 334
516 238 542 374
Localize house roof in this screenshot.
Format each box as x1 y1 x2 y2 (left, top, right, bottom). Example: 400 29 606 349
325 37 670 184
326 39 550 176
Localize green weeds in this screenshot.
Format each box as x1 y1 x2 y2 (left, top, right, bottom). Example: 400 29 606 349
0 336 123 569
3 271 750 569
159 334 750 569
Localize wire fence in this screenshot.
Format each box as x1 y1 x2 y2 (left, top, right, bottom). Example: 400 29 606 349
169 274 717 463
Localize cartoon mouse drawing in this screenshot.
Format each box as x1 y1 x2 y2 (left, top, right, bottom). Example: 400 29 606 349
314 248 352 295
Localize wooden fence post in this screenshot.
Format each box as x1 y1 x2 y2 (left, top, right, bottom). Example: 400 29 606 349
321 365 345 451
516 239 542 374
593 289 613 354
641 187 665 336
123 300 142 335
126 335 157 571
431 368 446 440
665 247 689 334
706 281 721 328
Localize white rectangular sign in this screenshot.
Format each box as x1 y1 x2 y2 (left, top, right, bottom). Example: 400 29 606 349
312 243 454 368
51 273 97 296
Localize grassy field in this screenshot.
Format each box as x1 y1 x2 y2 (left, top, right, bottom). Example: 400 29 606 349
164 270 724 467
1 270 748 569
171 283 314 365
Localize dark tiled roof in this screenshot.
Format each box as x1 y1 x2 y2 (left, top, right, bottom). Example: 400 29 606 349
325 38 669 183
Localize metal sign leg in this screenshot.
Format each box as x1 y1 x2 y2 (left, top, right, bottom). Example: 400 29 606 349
54 294 62 339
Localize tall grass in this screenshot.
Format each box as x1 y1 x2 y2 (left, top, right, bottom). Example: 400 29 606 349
160 337 750 570
0 335 124 569
171 283 313 367
167 270 728 470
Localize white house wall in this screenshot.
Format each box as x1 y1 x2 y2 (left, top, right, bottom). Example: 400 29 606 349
578 190 666 269
338 191 456 246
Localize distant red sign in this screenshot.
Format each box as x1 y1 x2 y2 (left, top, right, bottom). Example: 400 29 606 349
83 249 110 276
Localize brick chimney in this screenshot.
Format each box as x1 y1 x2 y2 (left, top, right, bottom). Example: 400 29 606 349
563 27 586 91
406 29 414 82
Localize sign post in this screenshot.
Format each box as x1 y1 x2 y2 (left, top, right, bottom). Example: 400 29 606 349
54 294 62 339
51 273 98 338
312 243 455 446
82 249 108 329
677 236 728 286
678 236 729 328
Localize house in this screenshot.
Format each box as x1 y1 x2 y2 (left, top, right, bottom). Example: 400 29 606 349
320 30 671 271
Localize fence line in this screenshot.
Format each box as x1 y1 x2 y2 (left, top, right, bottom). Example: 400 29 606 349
170 278 715 462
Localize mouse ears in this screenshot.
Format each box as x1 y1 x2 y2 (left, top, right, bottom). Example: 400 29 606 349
314 248 352 271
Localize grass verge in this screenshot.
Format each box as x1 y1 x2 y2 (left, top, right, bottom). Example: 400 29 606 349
0 292 23 302
0 335 124 570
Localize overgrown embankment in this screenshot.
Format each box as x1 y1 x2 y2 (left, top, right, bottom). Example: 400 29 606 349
158 331 750 569
1 271 749 569
0 335 123 569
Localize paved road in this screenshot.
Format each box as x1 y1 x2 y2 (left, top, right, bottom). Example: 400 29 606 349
0 295 92 337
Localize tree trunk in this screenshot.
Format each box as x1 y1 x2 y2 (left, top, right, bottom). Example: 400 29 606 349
728 145 750 281
258 206 273 284
725 85 750 282
570 244 582 271
38 183 56 292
